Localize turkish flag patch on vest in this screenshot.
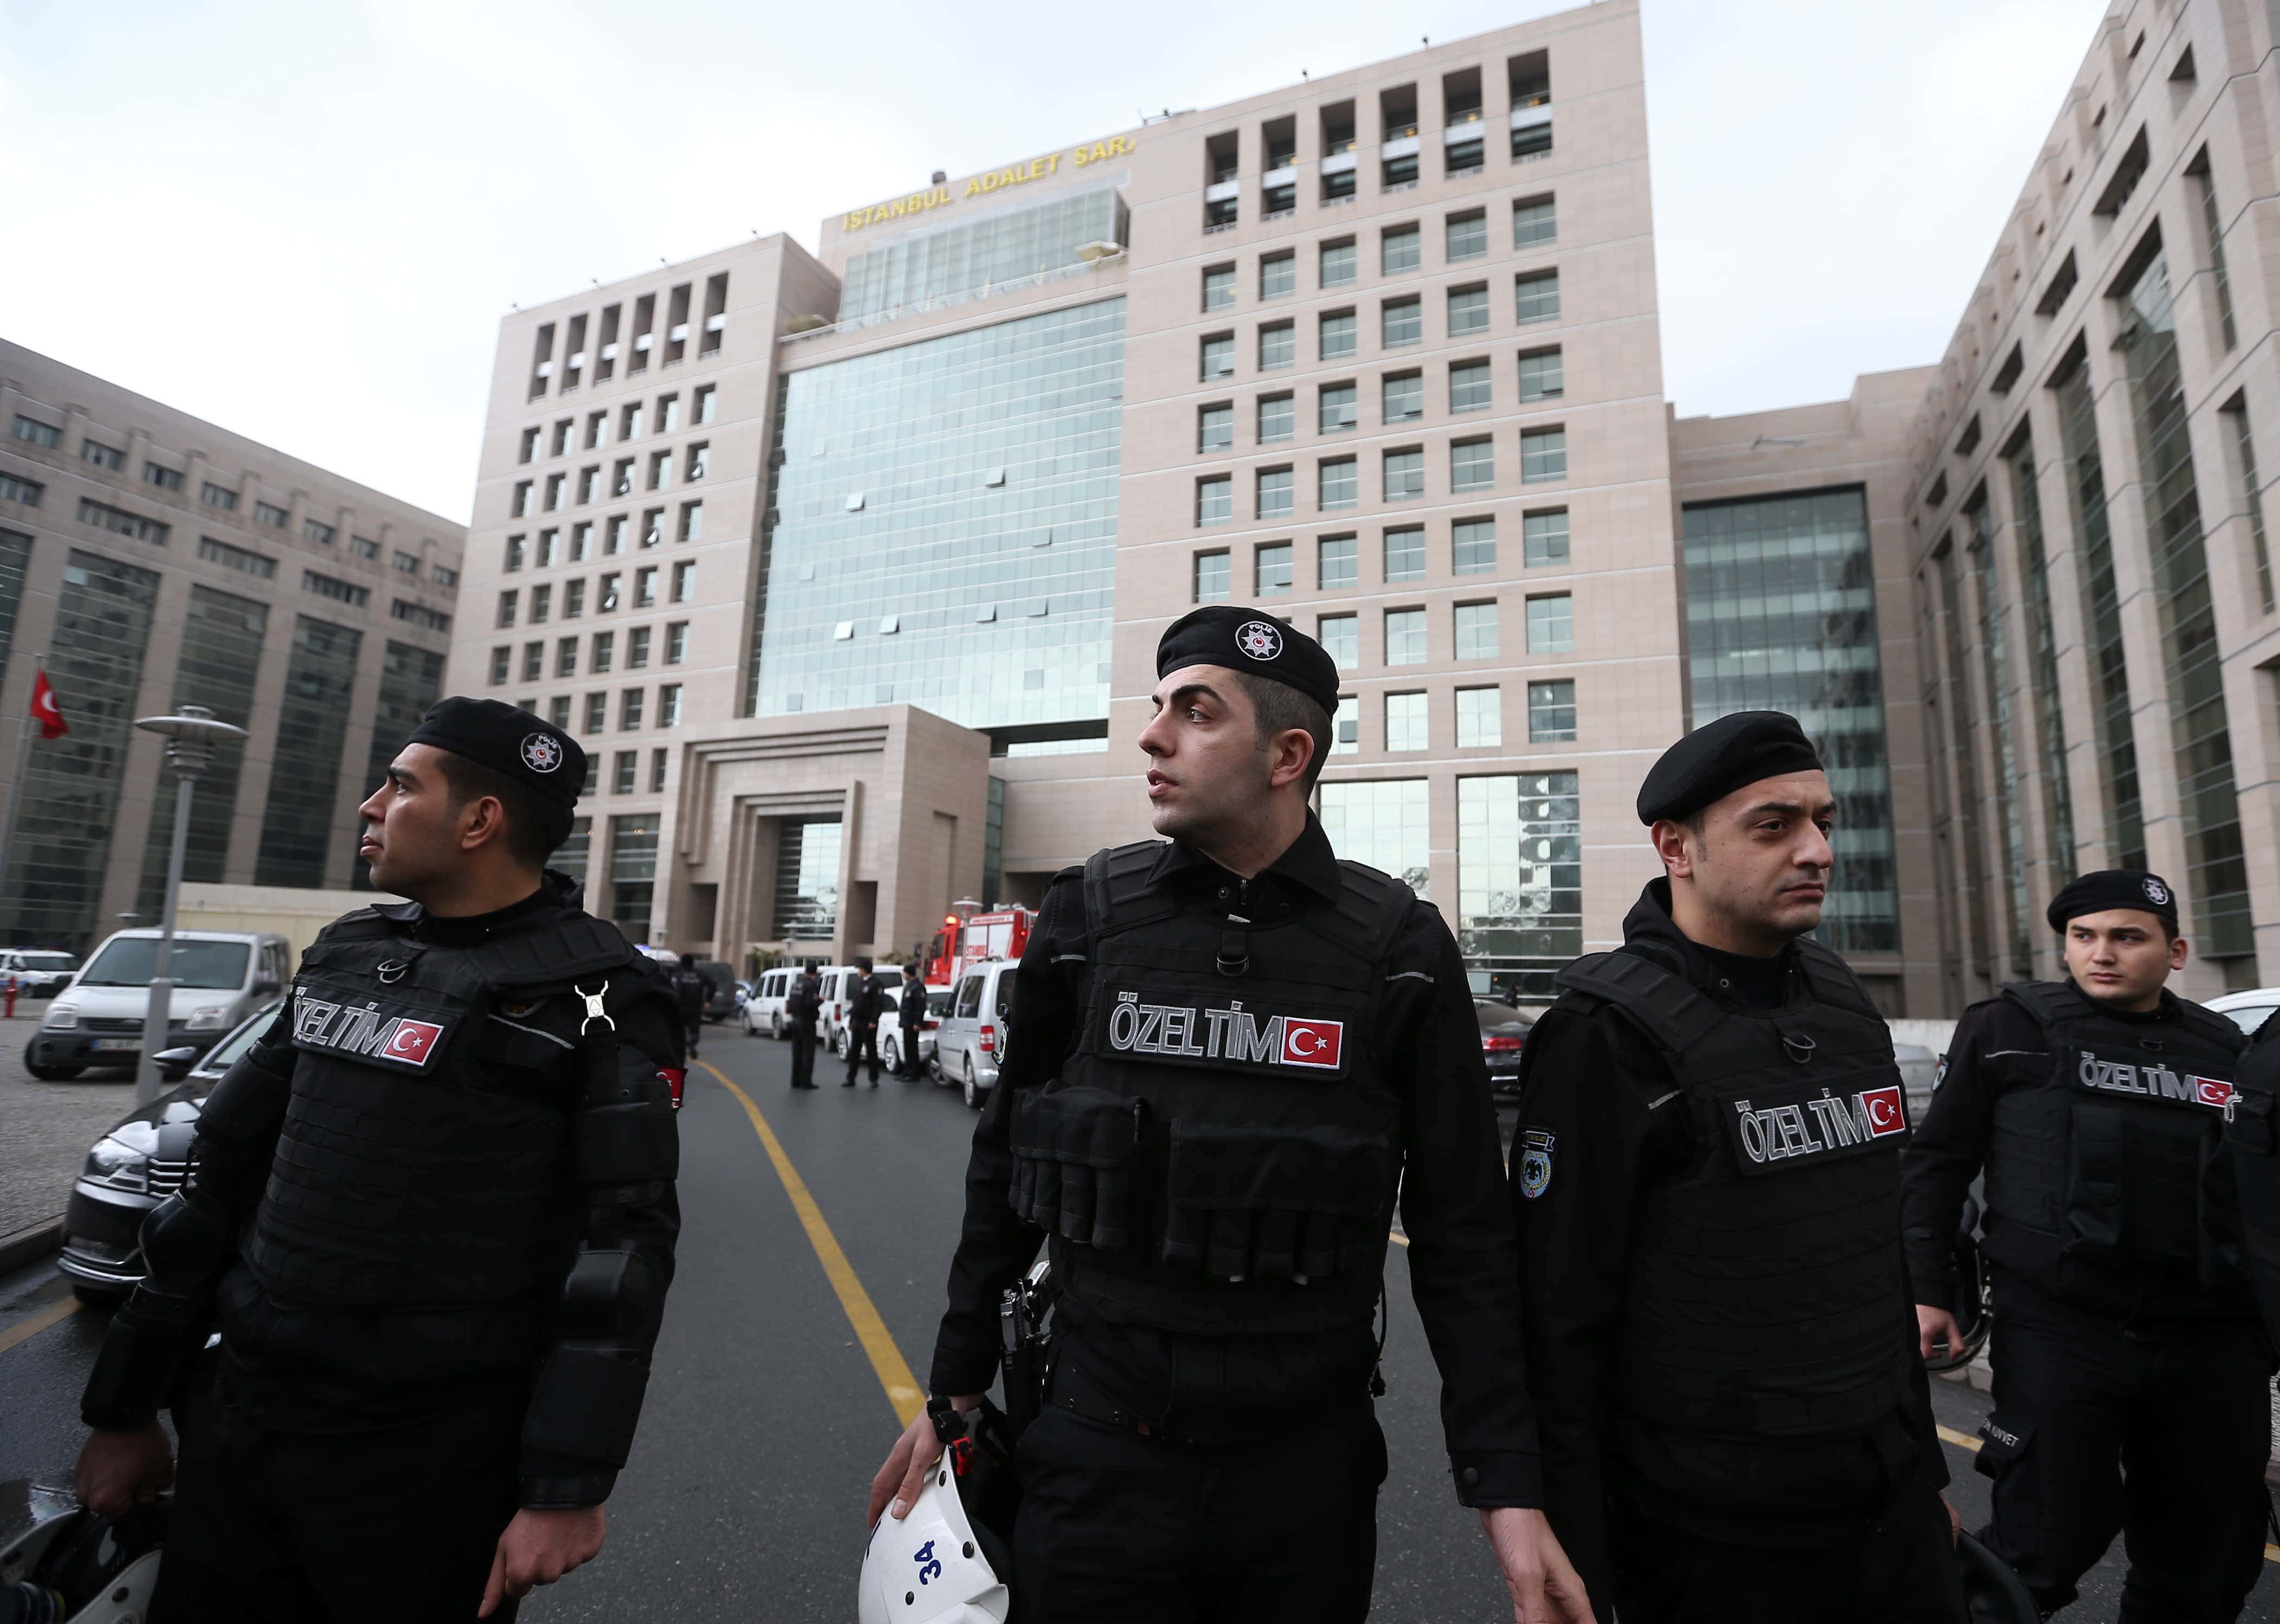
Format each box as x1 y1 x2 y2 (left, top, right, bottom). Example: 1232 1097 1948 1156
1096 986 1351 1076
293 988 454 1071
1717 1075 1912 1177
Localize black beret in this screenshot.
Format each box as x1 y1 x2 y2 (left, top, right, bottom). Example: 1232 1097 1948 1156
1636 710 1824 824
1156 606 1340 717
2046 869 2178 934
404 697 585 839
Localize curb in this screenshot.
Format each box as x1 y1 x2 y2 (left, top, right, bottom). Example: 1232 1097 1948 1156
0 1217 62 1276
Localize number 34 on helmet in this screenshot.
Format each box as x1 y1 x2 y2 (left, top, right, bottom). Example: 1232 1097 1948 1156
857 1453 1009 1624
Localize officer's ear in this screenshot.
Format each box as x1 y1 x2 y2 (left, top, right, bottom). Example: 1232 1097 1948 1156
1650 816 1700 881
456 793 512 855
2168 931 2190 972
1265 725 1316 793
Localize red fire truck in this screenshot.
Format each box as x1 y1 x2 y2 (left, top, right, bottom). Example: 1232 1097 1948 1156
922 906 1034 986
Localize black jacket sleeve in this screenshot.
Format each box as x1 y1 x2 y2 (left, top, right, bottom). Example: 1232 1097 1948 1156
1897 1003 2004 1305
518 976 683 1507
928 873 1085 1398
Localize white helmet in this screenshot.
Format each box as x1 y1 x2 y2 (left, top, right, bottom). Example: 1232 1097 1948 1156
857 1455 1009 1624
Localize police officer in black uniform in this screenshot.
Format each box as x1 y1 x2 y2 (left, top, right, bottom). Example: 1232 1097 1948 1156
74 698 682 1622
670 958 707 1057
870 607 1590 1623
1902 869 2269 1621
787 964 822 1089
897 960 927 1077
843 955 885 1088
1512 711 1961 1624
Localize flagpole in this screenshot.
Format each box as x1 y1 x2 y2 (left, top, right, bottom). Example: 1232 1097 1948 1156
0 653 45 912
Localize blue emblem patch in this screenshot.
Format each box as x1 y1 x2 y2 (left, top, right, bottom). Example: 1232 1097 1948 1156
1518 1127 1556 1201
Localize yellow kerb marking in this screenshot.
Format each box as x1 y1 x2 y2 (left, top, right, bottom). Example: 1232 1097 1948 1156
0 1294 79 1355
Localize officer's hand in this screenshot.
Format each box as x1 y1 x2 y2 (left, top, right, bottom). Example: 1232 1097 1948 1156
1915 1303 1963 1363
478 1504 606 1617
1480 1507 1596 1624
74 1423 173 1518
868 1396 981 1527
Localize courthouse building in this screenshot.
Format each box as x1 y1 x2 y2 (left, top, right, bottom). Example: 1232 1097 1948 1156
451 0 2278 1014
0 342 464 951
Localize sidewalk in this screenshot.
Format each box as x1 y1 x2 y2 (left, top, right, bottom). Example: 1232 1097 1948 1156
0 1011 136 1246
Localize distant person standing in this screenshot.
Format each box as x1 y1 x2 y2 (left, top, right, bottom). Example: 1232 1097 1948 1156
843 957 885 1089
670 961 706 1059
897 962 927 1078
787 967 822 1090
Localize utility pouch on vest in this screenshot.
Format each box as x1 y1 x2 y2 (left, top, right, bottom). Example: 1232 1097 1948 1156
2066 1096 2217 1272
2227 1088 2277 1155
1161 1121 1388 1280
1009 1085 1142 1253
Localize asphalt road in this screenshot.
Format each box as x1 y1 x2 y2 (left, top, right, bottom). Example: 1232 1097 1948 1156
1 1025 2275 1621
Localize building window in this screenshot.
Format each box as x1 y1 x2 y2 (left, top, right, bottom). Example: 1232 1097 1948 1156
350 535 378 560
1320 778 1431 890
2195 163 2236 351
301 569 368 607
489 646 510 686
1519 346 1564 402
1384 371 1424 423
1525 508 1570 566
1256 541 1293 595
529 582 552 623
1320 383 1358 433
1320 311 1357 361
549 696 572 729
1385 692 1428 751
1456 600 1499 659
605 515 626 554
658 394 682 434
633 567 656 609
1259 392 1296 443
686 442 709 481
1386 605 1427 662
770 818 839 939
1516 269 1561 325
695 384 717 425
2224 397 2275 613
1522 427 1568 482
1197 475 1233 526
565 579 586 618
1199 404 1235 453
1383 297 1423 348
390 600 449 632
1512 117 1553 160
1384 526 1426 583
1458 686 1503 748
621 688 645 730
576 465 599 505
1261 252 1296 299
433 564 458 587
1201 333 1235 380
1451 437 1495 493
1451 359 1492 412
1447 285 1490 338
1527 680 1576 743
650 748 668 793
585 411 606 449
391 549 421 575
585 692 608 732
78 498 167 545
1320 537 1358 591
198 535 275 578
628 625 651 667
645 453 669 492
557 637 579 678
304 519 337 547
200 482 238 510
503 534 526 573
1525 592 1574 652
1457 772 1581 1000
519 427 540 463
1382 225 1421 274
1320 240 1357 287
569 521 592 561
1203 264 1237 311
144 462 184 492
512 480 533 518
1259 321 1296 369
537 528 561 568
1383 448 1425 502
1331 696 1360 755
253 500 288 528
621 401 645 440
496 590 519 628
10 416 58 449
599 572 620 612
1447 209 1489 261
592 630 615 672
82 440 123 470
1454 516 1496 574
678 501 703 543
1257 467 1294 520
669 560 695 604
665 621 688 664
612 458 634 497
660 683 683 726
1319 457 1359 510
1318 614 1359 671
1194 549 1231 603
614 751 638 794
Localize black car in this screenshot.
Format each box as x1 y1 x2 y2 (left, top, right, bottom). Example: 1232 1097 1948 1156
1476 1000 1532 1099
56 999 281 1303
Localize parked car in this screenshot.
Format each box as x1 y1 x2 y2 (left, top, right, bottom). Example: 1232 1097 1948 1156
56 998 283 1302
25 929 290 1081
879 985 952 1076
933 960 1019 1110
0 948 81 999
743 967 798 1038
1476 1001 1531 1098
688 959 739 1022
811 965 869 1051
2209 986 2280 1036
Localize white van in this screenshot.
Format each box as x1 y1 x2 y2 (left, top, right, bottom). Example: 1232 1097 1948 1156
27 929 291 1081
742 967 802 1038
932 959 1019 1110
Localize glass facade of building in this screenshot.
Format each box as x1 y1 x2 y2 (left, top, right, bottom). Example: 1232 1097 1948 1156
772 818 842 939
611 814 661 941
2007 438 2075 882
751 299 1124 734
255 617 362 886
135 587 268 919
2056 351 2145 869
838 188 1129 328
0 529 28 692
0 551 162 948
351 642 448 891
1458 772 1581 1001
1967 497 2030 979
1681 488 1897 953
1319 779 1430 895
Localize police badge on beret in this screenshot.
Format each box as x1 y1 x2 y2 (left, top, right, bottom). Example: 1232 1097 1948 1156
520 732 564 773
1519 1128 1557 1201
1236 619 1283 661
2144 876 2170 906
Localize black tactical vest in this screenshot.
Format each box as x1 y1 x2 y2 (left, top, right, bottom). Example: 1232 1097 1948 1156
1007 841 1410 1338
243 907 643 1310
2225 1018 2280 1340
1987 981 2245 1288
1558 940 1917 1438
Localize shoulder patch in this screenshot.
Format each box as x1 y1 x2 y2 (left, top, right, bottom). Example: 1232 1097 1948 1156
1518 1128 1557 1200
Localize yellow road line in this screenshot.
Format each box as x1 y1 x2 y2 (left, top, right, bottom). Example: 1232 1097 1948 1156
701 1062 925 1426
0 1294 79 1355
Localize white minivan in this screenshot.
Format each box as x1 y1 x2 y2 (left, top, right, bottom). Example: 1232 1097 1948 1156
743 967 800 1038
27 929 292 1081
932 959 1019 1110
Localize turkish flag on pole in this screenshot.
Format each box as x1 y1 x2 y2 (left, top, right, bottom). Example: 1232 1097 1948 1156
30 671 67 741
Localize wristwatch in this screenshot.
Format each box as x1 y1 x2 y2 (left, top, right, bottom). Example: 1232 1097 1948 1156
926 1394 964 1446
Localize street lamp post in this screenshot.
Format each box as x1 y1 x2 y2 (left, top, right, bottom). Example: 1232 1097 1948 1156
133 705 248 1106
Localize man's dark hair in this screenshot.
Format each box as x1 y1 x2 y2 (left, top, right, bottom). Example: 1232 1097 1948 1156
434 752 564 869
903 962 920 977
856 955 874 972
1233 672 1332 793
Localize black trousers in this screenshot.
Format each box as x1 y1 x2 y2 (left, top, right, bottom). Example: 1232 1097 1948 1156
845 1020 880 1083
682 1016 701 1056
899 1020 924 1076
1010 1399 1386 1623
1607 1469 1963 1624
789 1024 818 1088
151 1390 523 1623
1976 1308 2272 1621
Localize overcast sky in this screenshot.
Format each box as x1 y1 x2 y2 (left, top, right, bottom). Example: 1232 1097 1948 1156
0 0 2096 524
